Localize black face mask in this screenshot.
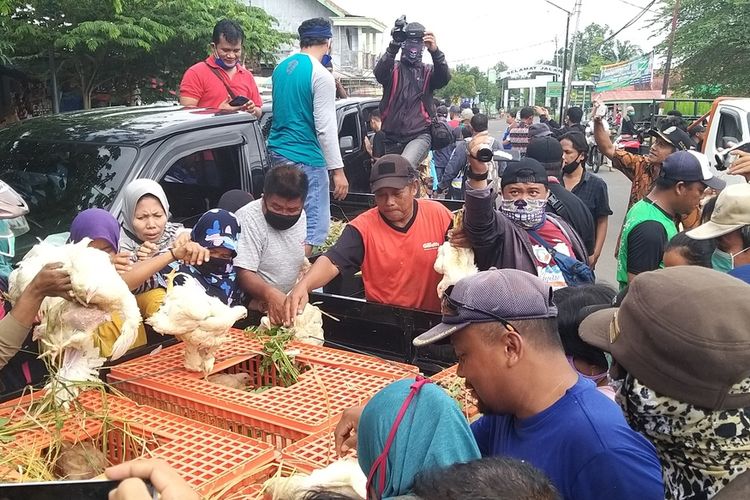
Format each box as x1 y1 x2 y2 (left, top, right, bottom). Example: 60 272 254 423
562 159 581 174
264 209 301 231
196 257 233 276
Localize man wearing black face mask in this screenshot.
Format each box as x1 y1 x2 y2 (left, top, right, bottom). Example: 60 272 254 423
234 166 308 325
374 19 451 169
559 132 612 268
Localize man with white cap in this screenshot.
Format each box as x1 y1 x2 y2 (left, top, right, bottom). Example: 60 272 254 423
617 150 725 289
334 269 664 500
686 183 750 282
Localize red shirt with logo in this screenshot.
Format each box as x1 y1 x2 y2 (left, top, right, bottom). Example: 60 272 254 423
329 199 452 312
179 56 262 109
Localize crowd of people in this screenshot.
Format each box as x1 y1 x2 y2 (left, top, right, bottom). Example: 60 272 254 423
0 14 749 500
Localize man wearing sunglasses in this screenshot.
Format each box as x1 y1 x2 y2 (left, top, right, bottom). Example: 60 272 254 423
334 269 663 500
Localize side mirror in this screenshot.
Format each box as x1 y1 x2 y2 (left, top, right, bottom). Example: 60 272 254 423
339 136 354 153
722 136 740 149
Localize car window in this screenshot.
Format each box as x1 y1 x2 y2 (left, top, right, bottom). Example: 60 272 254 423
0 139 135 255
362 105 380 134
339 110 361 150
160 145 242 225
716 109 742 148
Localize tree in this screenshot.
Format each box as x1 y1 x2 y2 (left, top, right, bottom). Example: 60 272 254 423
651 0 750 97
553 23 642 80
1 0 291 109
439 72 476 104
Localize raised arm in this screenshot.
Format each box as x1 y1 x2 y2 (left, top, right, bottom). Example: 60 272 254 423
594 115 616 159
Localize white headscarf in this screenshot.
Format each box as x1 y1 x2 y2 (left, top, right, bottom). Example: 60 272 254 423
120 179 171 235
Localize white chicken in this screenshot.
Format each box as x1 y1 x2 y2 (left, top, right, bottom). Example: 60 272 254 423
8 238 143 404
146 271 247 374
258 303 324 346
263 458 366 500
434 210 478 298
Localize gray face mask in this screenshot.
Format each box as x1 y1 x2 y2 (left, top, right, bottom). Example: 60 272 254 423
499 197 547 228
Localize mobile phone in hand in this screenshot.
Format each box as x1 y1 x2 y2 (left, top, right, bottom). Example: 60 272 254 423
0 479 157 500
228 95 250 107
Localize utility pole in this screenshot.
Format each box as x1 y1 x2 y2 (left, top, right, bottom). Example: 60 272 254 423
661 0 680 97
564 0 583 110
543 0 572 123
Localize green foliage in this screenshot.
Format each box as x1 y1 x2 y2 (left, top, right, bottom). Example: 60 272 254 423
439 64 504 112
554 23 643 80
1 0 292 108
651 0 750 96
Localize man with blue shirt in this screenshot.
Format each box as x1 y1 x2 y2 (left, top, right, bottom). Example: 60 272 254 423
411 269 664 500
268 17 348 256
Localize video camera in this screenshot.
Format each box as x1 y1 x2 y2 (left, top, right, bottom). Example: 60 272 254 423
391 15 424 43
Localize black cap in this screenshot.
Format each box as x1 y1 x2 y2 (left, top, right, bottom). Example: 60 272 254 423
647 125 694 151
526 137 563 164
501 157 549 188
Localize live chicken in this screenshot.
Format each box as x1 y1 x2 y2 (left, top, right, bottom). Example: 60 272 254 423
8 239 142 403
433 210 478 298
147 271 247 374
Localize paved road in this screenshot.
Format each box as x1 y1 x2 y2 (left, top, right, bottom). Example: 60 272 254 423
484 119 629 285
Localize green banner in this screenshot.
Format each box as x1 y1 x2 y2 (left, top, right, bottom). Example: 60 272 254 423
546 81 562 98
595 54 653 92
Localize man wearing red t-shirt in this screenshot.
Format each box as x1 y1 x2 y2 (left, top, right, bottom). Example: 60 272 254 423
459 135 588 289
284 154 453 323
179 19 262 117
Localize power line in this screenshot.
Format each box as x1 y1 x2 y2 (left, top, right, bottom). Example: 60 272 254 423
615 0 648 9
450 39 557 64
603 0 657 44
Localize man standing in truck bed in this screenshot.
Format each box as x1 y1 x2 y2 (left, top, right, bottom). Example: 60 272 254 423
267 17 349 256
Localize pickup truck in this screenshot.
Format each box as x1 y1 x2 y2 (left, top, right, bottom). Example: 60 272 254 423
0 105 269 257
0 104 457 379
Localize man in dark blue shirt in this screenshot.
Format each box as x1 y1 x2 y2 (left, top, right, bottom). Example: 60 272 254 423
412 269 664 500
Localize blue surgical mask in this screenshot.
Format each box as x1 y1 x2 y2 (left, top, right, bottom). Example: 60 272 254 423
214 57 235 71
321 54 332 67
712 247 750 273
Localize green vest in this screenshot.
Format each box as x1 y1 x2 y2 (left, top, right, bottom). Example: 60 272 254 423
617 199 678 288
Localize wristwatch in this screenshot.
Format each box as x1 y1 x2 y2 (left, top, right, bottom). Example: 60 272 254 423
465 169 489 181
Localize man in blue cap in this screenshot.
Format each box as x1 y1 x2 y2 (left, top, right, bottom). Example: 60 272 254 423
268 17 349 256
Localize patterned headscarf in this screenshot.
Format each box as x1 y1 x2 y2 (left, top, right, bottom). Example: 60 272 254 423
171 209 241 305
618 375 750 499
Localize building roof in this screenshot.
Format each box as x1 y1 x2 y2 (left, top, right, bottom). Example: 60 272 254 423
593 89 672 103
316 0 348 16
331 16 387 32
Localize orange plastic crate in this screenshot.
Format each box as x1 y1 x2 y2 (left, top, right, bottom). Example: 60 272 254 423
0 390 276 497
280 426 357 472
108 333 418 448
430 365 480 420
211 458 317 500
109 328 418 380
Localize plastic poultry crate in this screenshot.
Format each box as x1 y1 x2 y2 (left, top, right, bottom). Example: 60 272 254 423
108 335 416 448
0 390 276 497
430 365 480 420
211 458 316 500
280 426 357 472
109 328 418 380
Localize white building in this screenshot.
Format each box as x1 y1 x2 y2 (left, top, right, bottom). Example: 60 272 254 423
249 0 386 78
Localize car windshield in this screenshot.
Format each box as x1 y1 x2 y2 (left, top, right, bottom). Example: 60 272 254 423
0 139 136 257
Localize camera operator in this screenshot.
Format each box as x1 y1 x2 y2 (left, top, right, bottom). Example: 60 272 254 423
374 17 451 168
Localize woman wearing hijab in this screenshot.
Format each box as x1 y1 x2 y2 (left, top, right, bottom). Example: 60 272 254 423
117 179 209 318
68 208 148 356
357 378 481 499
167 209 242 306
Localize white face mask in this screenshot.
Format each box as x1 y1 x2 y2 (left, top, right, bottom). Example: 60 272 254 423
499 197 547 228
